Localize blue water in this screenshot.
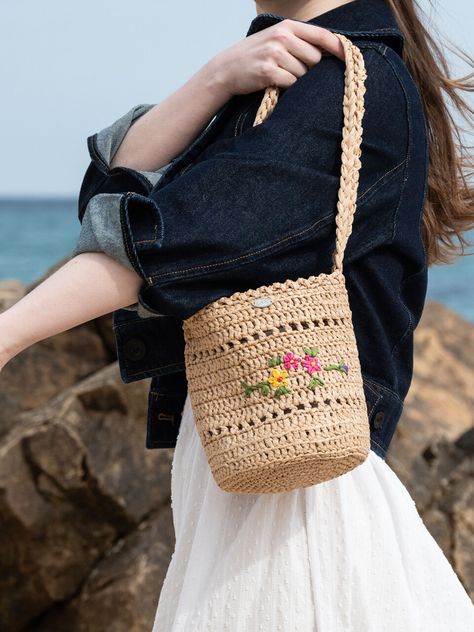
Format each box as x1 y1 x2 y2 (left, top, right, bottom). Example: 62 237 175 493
0 198 473 323
0 198 80 284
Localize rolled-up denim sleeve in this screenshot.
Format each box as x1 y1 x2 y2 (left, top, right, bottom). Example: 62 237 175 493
72 104 172 318
87 103 169 178
118 48 409 321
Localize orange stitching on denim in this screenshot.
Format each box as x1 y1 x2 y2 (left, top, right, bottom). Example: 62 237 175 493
235 109 250 136
134 223 159 245
149 211 333 281
234 110 246 136
358 159 405 203
370 438 387 455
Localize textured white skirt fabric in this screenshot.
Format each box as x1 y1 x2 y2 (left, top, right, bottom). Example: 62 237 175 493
152 393 474 632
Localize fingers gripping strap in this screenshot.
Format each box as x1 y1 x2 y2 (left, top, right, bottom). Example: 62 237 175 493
252 33 367 274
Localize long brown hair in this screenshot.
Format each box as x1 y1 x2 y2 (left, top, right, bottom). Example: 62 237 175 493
386 0 474 266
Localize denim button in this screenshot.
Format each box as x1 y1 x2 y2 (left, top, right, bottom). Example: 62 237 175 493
123 338 146 361
373 410 385 429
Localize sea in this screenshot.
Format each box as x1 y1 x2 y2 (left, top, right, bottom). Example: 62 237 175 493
0 197 473 324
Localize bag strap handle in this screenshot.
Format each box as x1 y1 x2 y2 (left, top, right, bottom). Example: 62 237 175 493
252 33 367 275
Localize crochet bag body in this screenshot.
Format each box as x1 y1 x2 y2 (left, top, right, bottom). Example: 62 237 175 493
182 34 370 494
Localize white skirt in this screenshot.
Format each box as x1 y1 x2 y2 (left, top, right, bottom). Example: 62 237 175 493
152 393 474 632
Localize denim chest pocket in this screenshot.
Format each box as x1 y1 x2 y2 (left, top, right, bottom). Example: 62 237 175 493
234 106 252 136
230 90 274 137
175 95 260 179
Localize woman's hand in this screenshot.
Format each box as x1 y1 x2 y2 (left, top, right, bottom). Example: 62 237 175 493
209 20 346 97
108 20 345 174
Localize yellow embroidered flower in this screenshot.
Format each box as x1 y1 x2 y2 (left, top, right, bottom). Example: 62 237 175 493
268 368 289 388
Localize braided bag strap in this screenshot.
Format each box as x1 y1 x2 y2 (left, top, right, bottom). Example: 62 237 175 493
252 33 367 274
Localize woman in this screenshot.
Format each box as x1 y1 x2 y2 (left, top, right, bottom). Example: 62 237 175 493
1 0 474 629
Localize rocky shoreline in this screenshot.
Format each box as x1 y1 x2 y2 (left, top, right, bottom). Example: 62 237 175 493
0 261 473 631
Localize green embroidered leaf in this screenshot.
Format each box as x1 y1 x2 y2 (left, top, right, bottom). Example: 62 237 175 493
273 386 290 398
241 381 257 397
303 346 319 357
257 381 271 396
267 355 282 367
308 376 324 390
241 379 274 397
323 362 349 373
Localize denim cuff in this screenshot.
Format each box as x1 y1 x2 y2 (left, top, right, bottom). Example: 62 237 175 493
73 193 131 266
73 104 175 319
94 104 153 168
72 193 164 320
92 103 173 189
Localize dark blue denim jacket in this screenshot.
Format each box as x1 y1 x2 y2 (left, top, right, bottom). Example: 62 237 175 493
76 0 429 460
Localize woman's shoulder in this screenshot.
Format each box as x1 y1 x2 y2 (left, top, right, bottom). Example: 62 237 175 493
358 40 426 116
282 39 425 136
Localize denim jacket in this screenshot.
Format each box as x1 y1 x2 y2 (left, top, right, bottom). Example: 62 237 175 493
72 103 172 318
75 0 429 460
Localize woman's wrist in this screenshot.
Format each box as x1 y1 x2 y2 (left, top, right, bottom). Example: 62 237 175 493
198 56 235 105
109 58 236 173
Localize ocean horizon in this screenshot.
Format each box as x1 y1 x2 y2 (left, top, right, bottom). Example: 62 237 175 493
1 197 473 324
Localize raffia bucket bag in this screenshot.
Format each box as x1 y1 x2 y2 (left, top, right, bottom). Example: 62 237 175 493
182 33 370 494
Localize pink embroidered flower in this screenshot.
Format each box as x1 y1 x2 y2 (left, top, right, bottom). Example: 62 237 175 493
282 351 301 371
301 354 322 375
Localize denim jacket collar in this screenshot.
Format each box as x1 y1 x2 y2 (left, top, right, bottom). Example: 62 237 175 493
246 0 405 56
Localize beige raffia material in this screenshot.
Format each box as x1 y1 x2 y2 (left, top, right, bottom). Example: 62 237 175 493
182 34 370 494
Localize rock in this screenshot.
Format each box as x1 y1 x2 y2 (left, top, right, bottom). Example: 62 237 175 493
414 436 474 599
0 363 175 631
0 258 118 439
93 313 118 357
387 301 474 477
455 516 474 602
0 279 26 310
0 324 112 439
420 508 451 556
31 506 175 632
386 301 474 601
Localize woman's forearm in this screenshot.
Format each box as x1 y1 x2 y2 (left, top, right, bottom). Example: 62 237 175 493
110 21 347 173
0 252 143 369
110 60 233 172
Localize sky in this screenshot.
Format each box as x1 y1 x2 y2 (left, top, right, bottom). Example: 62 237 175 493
1 0 472 198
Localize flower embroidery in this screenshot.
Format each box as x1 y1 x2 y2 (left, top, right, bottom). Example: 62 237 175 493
282 351 301 371
324 359 349 374
241 344 349 398
301 354 322 375
267 368 291 397
268 368 289 388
